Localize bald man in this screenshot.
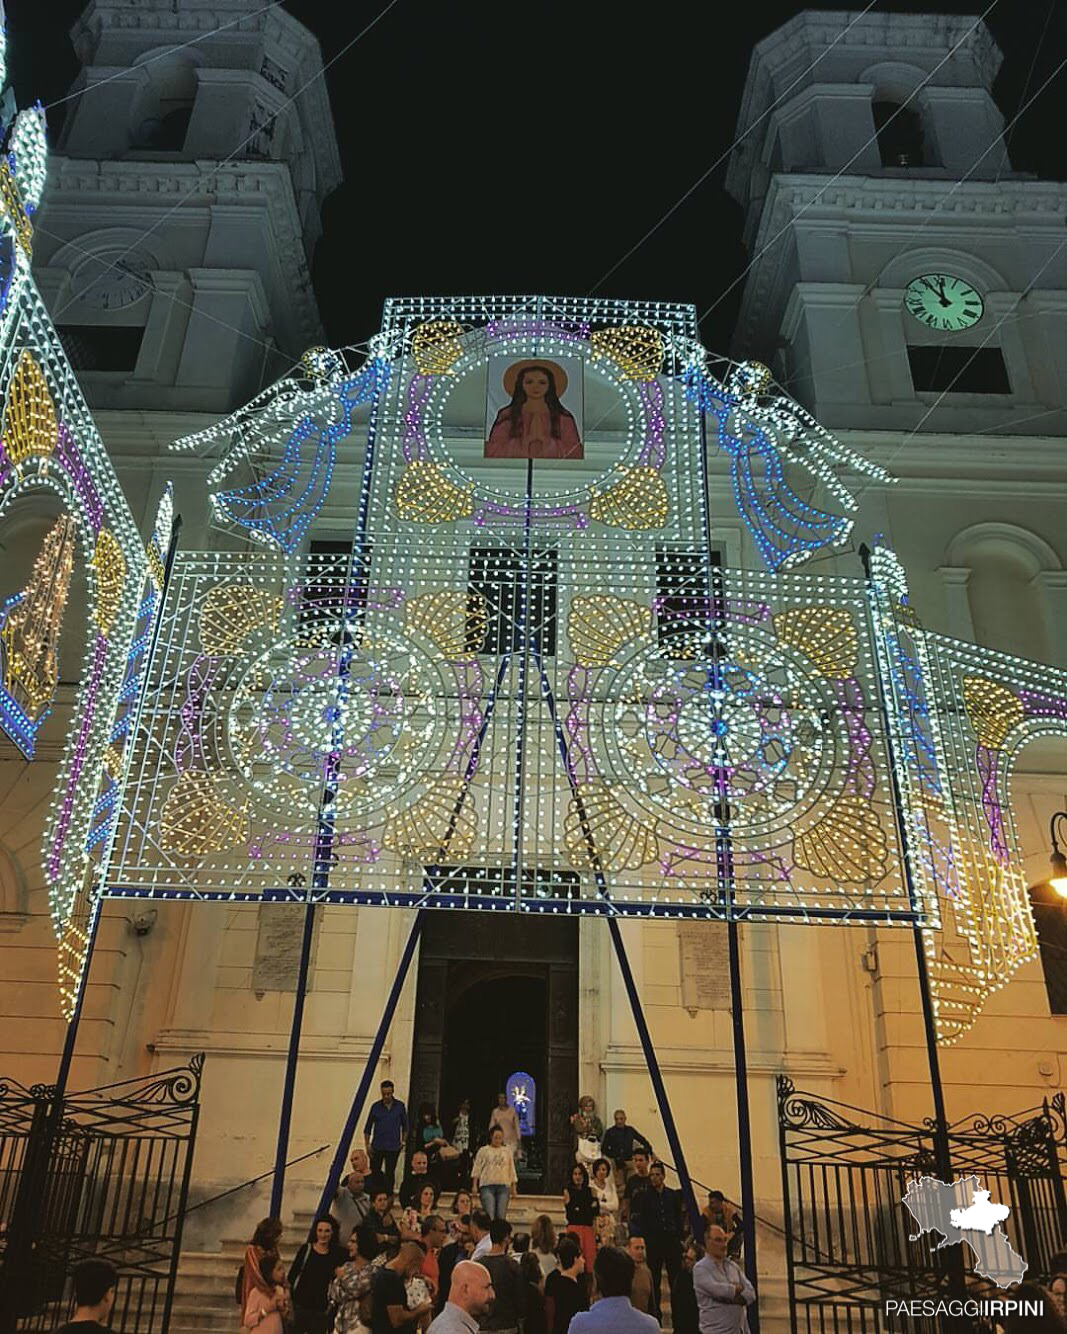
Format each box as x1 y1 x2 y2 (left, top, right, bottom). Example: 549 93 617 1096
426 1259 495 1332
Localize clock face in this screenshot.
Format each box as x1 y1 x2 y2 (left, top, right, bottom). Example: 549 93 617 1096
70 251 153 311
904 273 984 332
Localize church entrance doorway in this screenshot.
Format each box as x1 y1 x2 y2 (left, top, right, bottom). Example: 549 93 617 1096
408 911 578 1194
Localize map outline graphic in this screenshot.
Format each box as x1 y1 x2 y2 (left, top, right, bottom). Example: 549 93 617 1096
902 1174 1027 1287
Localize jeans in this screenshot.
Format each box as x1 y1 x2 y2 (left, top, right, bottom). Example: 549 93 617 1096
479 1183 510 1219
370 1147 401 1191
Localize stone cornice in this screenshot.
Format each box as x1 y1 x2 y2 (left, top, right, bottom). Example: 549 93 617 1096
837 428 1067 487
43 157 323 350
151 1028 385 1061
602 1042 844 1080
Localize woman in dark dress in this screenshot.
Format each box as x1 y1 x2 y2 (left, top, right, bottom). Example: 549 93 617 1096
562 1163 597 1278
288 1215 346 1333
520 1251 548 1334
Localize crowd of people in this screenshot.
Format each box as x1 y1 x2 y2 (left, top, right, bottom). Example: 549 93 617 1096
229 1084 755 1334
44 1132 1067 1334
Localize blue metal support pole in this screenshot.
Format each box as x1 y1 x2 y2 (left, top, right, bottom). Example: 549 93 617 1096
695 395 759 1327
607 916 702 1240
728 917 758 1326
269 899 317 1217
314 909 425 1221
269 357 389 1216
54 896 102 1100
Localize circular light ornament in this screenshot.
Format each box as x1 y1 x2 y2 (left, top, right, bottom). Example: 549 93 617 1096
228 629 442 820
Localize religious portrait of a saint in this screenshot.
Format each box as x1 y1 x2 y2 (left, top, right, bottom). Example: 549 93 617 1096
485 357 584 460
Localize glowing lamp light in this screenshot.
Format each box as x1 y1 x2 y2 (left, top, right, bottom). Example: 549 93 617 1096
1050 814 1067 899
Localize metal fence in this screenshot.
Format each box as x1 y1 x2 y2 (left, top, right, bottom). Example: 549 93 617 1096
0 1056 203 1334
777 1076 1067 1333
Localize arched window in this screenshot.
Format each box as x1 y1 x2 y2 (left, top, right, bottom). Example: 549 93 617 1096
1029 881 1067 1014
873 99 925 167
130 56 198 152
0 842 26 922
1010 736 1067 1016
947 523 1059 664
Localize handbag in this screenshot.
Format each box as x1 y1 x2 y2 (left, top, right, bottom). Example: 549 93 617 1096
576 1136 601 1164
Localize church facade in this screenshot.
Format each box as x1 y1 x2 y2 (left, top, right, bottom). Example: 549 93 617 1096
0 7 1065 1327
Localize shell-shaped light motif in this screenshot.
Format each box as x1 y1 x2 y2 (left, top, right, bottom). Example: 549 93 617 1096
395 461 474 523
568 595 651 667
590 326 664 381
3 349 57 464
773 606 858 679
412 321 465 375
793 794 888 883
589 467 668 530
962 675 1024 749
565 784 658 871
383 776 476 861
159 770 249 857
407 589 485 660
91 528 126 636
199 582 283 656
0 160 32 254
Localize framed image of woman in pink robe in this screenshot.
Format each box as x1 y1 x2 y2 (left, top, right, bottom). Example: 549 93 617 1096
485 357 584 459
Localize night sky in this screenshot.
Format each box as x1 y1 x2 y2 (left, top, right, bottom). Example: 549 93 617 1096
5 0 1067 354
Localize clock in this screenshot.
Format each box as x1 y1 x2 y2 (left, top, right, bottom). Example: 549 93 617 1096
903 273 984 332
70 250 153 311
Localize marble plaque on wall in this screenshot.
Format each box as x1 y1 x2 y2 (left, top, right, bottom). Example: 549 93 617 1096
679 922 732 1011
253 903 321 992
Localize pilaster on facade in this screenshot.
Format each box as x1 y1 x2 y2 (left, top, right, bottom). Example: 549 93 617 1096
1032 569 1067 668
936 566 975 643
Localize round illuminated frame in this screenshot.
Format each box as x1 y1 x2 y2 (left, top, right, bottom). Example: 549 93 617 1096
400 321 673 529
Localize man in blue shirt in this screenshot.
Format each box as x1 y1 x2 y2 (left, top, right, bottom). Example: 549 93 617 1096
570 1245 659 1332
364 1079 408 1190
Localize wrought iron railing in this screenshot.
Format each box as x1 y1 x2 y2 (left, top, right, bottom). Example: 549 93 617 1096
0 1055 203 1334
776 1077 1067 1334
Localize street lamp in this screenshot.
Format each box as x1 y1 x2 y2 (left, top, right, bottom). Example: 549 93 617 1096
1049 812 1067 899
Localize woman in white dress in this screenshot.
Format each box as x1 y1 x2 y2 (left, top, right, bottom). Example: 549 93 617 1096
590 1157 619 1248
488 1092 521 1158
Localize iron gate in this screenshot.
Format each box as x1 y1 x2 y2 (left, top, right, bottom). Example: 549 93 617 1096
0 1055 203 1334
777 1076 1067 1333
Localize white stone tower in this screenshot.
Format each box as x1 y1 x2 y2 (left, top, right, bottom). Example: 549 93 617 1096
726 10 1067 439
31 0 341 413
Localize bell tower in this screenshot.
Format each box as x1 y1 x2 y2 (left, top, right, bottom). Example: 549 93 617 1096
726 10 1067 438
30 0 341 413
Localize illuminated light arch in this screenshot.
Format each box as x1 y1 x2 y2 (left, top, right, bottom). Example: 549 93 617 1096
0 122 153 1016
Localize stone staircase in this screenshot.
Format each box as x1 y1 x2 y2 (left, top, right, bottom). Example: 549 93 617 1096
168 1193 793 1333
169 1193 569 1334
